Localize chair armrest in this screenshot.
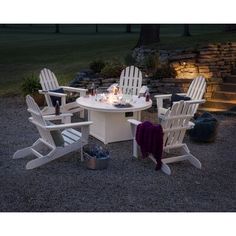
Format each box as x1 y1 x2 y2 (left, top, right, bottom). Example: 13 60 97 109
45 121 93 131
29 117 92 130
128 119 141 126
38 90 67 97
155 94 172 108
154 94 172 99
47 91 67 97
185 99 206 105
61 86 87 94
43 113 73 121
38 90 49 95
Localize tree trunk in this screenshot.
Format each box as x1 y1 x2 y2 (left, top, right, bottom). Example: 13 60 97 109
55 24 60 33
183 24 191 37
135 24 160 48
126 24 131 33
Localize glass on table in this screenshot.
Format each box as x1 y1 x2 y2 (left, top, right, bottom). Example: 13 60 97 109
95 88 104 101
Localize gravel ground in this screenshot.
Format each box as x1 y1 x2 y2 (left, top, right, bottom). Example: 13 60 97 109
0 96 235 212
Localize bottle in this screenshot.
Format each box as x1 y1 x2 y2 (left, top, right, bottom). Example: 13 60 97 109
91 83 95 96
145 89 150 102
55 100 60 115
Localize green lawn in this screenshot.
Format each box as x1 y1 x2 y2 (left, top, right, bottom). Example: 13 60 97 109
0 24 235 96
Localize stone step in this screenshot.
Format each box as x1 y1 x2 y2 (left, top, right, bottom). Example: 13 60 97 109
224 75 236 83
199 107 227 112
202 99 236 110
212 91 236 100
198 107 236 115
219 83 236 92
231 69 236 75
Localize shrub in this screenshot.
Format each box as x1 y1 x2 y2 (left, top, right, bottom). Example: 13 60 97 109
100 60 124 78
89 59 105 73
144 53 159 71
21 73 41 96
124 52 136 66
154 64 176 80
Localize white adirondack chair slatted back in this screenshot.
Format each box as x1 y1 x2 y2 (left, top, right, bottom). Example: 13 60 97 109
187 76 206 99
186 76 206 114
162 101 192 149
26 95 55 147
119 66 142 95
39 68 60 90
39 68 60 106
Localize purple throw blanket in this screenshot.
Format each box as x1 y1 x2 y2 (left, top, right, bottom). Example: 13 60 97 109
135 121 163 170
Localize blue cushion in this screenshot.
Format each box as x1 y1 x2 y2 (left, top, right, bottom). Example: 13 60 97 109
171 93 191 106
49 88 64 107
189 112 218 142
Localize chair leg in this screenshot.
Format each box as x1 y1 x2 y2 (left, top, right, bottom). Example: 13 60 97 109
161 163 171 175
133 139 138 158
188 154 202 169
13 147 32 159
182 144 202 169
25 150 59 169
80 109 85 119
80 146 84 162
161 144 201 170
148 155 171 175
13 139 42 159
26 141 85 169
129 123 138 158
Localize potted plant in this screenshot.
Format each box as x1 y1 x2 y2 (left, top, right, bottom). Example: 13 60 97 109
83 144 110 170
21 73 45 106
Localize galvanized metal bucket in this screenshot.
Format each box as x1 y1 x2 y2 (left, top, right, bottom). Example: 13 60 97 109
84 152 110 170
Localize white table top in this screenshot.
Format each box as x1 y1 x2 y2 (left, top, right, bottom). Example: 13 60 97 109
76 95 152 113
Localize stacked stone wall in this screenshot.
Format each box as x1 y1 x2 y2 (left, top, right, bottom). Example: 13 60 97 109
162 42 236 80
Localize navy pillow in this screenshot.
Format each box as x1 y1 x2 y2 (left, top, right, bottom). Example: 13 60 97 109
49 88 64 107
189 112 218 142
171 93 191 106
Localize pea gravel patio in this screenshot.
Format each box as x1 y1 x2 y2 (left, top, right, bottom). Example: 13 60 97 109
0 96 235 212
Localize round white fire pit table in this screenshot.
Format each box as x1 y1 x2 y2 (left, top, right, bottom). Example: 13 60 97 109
76 95 152 144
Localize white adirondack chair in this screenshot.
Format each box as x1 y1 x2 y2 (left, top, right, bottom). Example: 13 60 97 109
108 66 148 96
155 76 206 120
13 95 92 170
39 68 87 121
128 100 202 175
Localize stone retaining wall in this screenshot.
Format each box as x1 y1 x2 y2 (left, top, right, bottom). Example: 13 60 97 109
160 42 236 80
143 78 221 104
